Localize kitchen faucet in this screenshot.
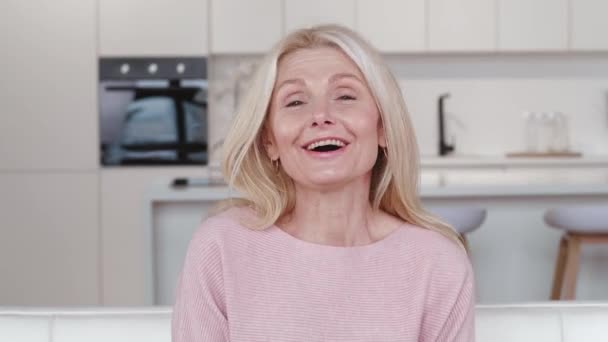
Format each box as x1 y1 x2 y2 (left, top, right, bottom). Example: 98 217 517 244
438 93 455 156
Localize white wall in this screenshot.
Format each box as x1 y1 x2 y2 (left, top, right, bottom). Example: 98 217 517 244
387 54 608 156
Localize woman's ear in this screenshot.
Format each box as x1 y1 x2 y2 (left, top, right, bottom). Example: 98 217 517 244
262 128 280 161
266 142 279 161
377 120 387 148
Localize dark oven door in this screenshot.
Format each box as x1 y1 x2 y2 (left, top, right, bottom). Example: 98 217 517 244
99 58 208 166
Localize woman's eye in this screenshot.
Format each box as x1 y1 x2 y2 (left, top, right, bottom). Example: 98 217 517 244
286 100 304 107
337 95 356 101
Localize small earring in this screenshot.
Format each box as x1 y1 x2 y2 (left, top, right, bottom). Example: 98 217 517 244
272 159 280 173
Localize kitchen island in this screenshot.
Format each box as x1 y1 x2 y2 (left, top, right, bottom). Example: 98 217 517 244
143 163 608 305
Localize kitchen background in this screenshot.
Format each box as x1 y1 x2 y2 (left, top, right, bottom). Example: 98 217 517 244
1 0 608 306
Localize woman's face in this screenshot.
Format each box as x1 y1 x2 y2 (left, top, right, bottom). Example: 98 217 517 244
266 47 386 190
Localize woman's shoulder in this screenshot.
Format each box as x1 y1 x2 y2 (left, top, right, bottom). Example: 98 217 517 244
205 204 257 227
189 205 259 247
399 222 471 274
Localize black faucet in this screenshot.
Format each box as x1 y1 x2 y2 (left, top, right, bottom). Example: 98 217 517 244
438 93 455 156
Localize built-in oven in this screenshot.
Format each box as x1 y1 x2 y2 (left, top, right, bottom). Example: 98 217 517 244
99 57 208 166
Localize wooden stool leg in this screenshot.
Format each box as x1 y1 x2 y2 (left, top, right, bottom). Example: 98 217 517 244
562 234 582 300
551 235 568 300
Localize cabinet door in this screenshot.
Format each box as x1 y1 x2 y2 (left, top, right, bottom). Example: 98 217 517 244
211 0 282 54
0 172 99 305
498 0 567 51
0 1 97 171
101 167 207 305
99 0 209 56
284 0 356 33
571 0 608 50
356 0 425 53
428 0 496 52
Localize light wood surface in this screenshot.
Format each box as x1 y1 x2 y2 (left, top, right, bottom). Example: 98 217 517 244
551 236 568 300
551 233 608 300
506 152 583 158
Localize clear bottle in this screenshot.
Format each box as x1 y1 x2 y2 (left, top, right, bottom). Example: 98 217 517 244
523 111 539 153
553 111 570 152
537 112 553 153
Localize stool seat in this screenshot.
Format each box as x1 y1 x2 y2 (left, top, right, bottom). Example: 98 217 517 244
429 207 487 234
545 205 608 233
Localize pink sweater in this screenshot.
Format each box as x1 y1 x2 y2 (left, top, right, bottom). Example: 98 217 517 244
172 207 475 341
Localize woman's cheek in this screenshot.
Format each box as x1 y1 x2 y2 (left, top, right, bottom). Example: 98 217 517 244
272 119 299 147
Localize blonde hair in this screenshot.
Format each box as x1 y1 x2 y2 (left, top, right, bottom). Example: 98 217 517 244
218 24 464 249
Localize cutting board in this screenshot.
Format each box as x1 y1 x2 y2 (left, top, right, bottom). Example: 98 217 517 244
505 151 583 158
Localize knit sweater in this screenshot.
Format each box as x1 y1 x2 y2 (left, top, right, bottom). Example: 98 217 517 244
172 206 475 341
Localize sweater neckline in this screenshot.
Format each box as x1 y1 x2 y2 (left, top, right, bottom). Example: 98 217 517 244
267 223 408 252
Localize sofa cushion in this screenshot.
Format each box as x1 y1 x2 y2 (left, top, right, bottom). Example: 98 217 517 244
53 309 171 342
0 314 49 342
475 306 562 342
562 306 608 342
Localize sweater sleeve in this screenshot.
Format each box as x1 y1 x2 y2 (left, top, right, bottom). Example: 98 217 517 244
172 224 229 342
434 265 475 341
420 246 476 342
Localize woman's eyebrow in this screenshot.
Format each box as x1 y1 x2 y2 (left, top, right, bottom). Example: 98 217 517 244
276 78 305 93
329 72 363 84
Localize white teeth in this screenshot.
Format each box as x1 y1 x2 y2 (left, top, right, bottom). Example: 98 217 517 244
306 139 346 150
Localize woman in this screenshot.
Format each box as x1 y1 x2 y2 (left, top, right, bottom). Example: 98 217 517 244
172 25 474 342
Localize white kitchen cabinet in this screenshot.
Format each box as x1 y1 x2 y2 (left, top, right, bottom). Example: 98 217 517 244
0 0 97 171
99 0 209 56
356 0 425 53
210 0 282 54
284 0 356 33
428 0 496 52
100 167 207 305
571 0 608 50
498 0 568 51
0 172 99 305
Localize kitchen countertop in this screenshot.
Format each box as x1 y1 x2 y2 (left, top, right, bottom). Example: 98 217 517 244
146 167 608 201
420 154 608 168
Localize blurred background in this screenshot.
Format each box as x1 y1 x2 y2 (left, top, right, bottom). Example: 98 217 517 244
1 0 607 308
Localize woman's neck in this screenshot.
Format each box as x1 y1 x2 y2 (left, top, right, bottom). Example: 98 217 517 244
279 178 385 247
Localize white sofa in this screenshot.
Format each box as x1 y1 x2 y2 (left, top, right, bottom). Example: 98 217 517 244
1 302 608 342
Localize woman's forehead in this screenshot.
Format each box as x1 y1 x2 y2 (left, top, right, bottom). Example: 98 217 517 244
276 47 363 81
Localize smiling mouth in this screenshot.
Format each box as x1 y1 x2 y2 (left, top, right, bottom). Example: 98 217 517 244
311 145 342 152
303 138 349 153
302 143 350 157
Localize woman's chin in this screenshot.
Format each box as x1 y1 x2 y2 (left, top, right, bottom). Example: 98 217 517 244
295 172 368 191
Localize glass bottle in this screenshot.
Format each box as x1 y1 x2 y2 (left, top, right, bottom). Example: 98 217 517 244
523 111 539 153
553 111 570 152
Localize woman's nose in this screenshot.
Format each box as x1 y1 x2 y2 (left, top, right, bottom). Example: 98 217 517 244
310 99 334 127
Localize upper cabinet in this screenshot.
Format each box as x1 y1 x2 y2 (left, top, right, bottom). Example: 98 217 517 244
0 0 97 170
356 0 425 53
198 0 606 55
210 0 282 54
571 0 608 51
428 0 496 52
284 0 355 32
498 0 568 51
99 0 209 56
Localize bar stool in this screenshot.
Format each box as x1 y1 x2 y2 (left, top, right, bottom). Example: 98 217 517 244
545 205 608 300
428 207 487 251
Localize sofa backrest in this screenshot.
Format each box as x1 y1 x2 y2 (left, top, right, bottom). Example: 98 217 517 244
1 302 608 342
0 307 171 342
476 302 608 342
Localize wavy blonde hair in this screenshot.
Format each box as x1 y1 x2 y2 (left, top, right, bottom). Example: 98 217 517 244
217 24 464 249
